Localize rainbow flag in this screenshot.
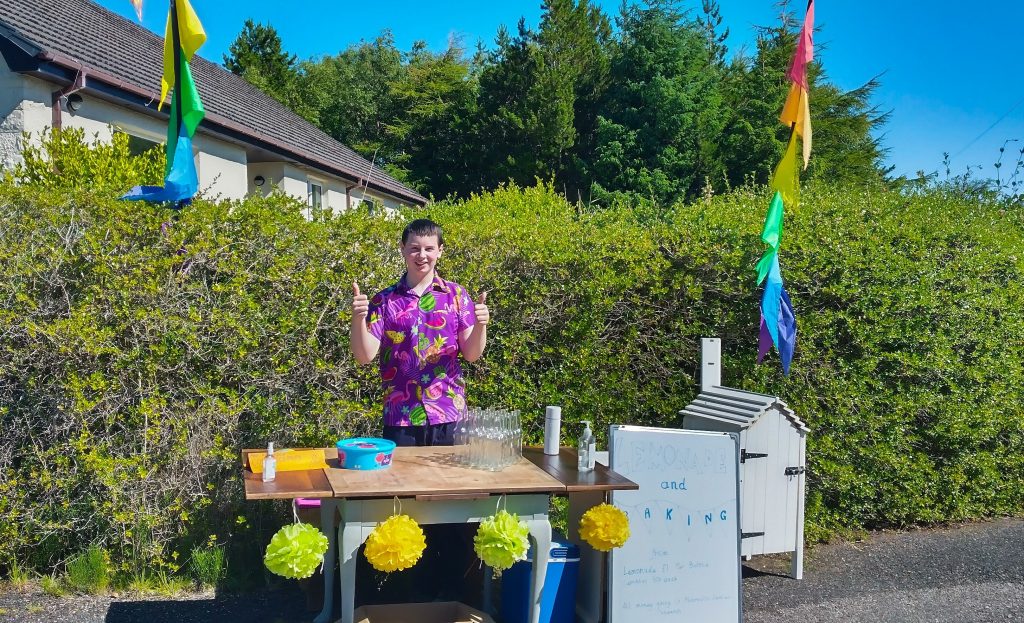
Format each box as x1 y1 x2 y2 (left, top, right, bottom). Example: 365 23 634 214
122 0 206 207
779 0 815 169
755 1 814 375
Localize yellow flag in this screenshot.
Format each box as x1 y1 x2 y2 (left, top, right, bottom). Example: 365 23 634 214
771 132 800 209
779 83 812 170
159 0 207 110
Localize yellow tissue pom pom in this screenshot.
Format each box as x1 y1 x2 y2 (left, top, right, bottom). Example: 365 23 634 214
364 514 426 573
579 503 630 552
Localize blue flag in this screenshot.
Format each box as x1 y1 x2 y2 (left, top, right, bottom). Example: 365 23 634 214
121 134 197 206
757 254 797 375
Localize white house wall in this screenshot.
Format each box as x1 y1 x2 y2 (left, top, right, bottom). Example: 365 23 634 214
280 163 310 203
0 56 25 171
247 161 284 197
192 133 247 201
0 70 245 200
1 60 415 208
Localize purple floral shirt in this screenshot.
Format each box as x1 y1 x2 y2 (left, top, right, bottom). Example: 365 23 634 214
366 275 476 426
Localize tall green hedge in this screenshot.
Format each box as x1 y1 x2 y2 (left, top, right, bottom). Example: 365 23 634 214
1 172 1021 576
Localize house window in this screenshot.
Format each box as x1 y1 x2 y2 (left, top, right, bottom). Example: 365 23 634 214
308 182 323 218
115 131 160 157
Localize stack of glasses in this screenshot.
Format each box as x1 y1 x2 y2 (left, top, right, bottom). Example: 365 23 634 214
454 407 522 471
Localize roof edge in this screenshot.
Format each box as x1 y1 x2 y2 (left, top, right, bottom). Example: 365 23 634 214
14 45 427 206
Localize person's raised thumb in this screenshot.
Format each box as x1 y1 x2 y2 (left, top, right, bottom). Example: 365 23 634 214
353 281 361 297
478 291 488 305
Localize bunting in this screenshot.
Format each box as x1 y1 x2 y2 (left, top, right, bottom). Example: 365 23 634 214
122 0 206 208
755 0 815 376
130 0 143 21
779 0 815 169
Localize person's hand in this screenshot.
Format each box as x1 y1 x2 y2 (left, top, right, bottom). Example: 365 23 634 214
352 281 369 320
475 291 490 326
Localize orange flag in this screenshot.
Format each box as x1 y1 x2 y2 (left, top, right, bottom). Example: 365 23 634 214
780 82 812 169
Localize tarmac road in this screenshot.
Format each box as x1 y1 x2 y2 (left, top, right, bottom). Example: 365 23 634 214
742 517 1024 623
0 517 1021 622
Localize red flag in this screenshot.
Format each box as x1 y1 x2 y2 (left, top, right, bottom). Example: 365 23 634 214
787 0 815 90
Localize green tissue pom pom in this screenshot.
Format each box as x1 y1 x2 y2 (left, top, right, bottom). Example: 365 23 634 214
264 523 330 579
474 509 529 573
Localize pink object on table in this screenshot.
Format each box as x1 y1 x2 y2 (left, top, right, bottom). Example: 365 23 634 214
294 497 322 509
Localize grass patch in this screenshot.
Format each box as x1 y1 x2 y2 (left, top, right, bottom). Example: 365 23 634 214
39 573 66 597
65 545 110 594
189 546 225 588
125 570 191 597
26 604 44 614
4 561 32 591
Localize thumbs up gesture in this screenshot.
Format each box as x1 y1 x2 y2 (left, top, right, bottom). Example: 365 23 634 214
475 291 490 326
352 280 369 320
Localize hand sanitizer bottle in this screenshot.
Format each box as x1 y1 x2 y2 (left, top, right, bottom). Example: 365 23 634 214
577 421 595 472
262 442 277 482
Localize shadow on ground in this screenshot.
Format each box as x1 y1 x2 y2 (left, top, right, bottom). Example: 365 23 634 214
104 585 312 623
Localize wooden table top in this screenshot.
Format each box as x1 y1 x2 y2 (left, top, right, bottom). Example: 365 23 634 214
324 446 566 499
522 446 639 493
242 446 637 501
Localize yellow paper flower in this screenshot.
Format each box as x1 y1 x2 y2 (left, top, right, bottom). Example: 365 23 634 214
579 503 630 552
363 514 426 573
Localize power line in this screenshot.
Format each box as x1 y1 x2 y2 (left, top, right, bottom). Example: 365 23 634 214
949 94 1024 160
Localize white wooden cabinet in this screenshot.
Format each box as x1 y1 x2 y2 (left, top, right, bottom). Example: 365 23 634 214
680 338 809 579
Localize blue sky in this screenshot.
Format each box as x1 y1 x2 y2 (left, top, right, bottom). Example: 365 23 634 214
97 0 1024 184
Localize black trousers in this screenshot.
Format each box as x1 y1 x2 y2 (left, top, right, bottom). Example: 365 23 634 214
382 421 457 446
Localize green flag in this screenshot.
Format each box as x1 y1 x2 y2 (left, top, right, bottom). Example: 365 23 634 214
755 191 785 285
164 49 205 176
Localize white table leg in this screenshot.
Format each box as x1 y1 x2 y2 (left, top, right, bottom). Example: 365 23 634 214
339 520 370 623
525 517 552 623
313 499 338 623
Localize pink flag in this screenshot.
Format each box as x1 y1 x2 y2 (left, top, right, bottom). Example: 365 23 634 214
130 0 143 21
787 0 815 90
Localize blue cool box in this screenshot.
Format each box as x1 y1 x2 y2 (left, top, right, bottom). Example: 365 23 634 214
335 437 396 470
501 537 580 623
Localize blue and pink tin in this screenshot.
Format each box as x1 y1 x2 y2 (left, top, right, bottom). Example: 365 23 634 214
335 437 396 470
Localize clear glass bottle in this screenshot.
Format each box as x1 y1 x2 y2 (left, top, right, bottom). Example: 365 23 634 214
262 442 277 482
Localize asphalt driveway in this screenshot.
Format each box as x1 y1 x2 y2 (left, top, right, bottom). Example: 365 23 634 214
1 517 1021 622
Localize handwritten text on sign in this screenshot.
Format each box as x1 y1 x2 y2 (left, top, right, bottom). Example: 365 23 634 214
610 428 741 621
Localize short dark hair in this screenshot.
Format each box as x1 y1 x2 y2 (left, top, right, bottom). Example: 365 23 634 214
402 218 444 246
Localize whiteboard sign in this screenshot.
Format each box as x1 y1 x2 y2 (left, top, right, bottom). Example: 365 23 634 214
608 426 742 622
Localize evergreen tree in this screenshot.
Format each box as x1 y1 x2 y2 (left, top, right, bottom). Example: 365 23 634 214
223 20 299 106
474 20 543 188
699 0 729 66
718 23 794 189
587 0 727 206
306 33 405 165
386 40 480 197
472 2 611 195
805 76 892 184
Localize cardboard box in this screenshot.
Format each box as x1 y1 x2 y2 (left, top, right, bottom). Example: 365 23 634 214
353 601 494 623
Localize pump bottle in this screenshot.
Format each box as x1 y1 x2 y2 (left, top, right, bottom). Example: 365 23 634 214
577 421 596 472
